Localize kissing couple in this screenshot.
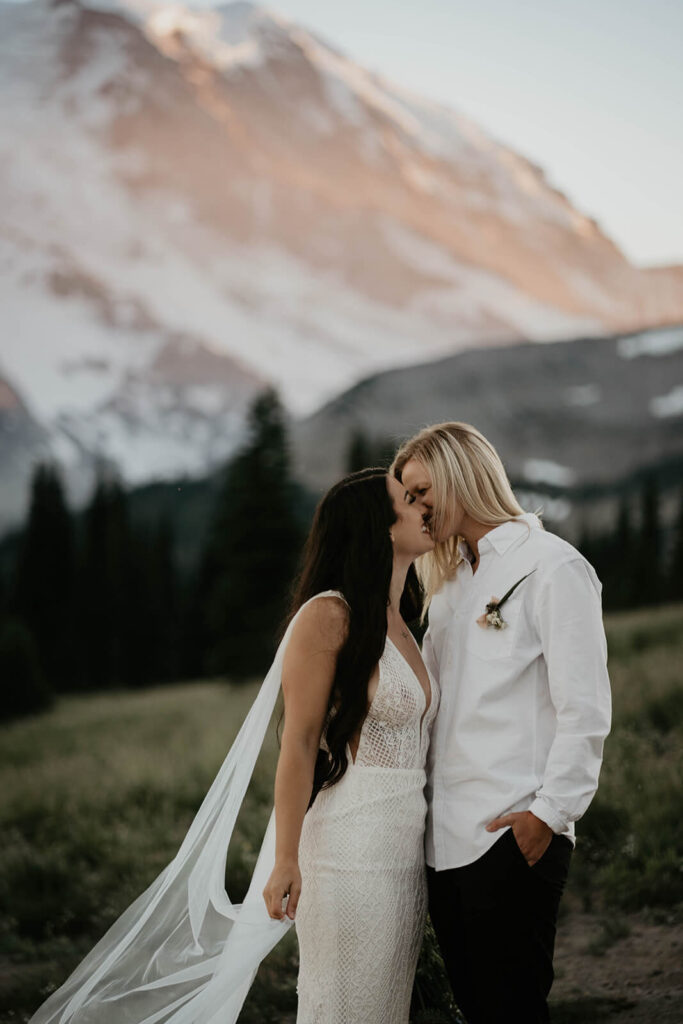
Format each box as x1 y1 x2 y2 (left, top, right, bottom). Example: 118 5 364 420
31 421 611 1024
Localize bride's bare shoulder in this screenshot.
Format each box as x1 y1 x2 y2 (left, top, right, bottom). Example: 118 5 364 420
289 594 349 655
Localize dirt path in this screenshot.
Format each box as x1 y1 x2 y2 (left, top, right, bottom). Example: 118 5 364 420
550 909 683 1023
3 910 681 1024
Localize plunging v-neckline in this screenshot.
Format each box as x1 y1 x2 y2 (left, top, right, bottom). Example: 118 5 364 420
385 635 432 715
347 635 433 765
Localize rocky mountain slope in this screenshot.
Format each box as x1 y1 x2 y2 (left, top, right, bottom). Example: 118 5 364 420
292 323 683 531
1 0 681 530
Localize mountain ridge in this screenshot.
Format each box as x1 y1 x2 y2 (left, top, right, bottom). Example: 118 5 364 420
291 323 683 532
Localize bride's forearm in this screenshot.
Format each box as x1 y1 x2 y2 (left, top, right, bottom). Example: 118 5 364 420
273 732 318 864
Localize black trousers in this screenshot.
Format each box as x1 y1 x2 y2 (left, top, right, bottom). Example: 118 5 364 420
427 829 573 1024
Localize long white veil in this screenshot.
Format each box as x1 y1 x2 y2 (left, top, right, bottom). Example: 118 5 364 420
30 592 339 1024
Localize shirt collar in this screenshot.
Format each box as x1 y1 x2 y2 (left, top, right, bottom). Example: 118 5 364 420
459 512 541 561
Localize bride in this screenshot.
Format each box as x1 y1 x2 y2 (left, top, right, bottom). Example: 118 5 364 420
29 468 438 1024
264 468 438 1022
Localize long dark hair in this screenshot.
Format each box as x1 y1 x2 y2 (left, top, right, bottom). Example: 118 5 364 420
287 468 423 803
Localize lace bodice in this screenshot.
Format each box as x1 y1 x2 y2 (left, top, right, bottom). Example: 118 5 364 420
320 632 439 771
353 636 439 769
312 592 438 771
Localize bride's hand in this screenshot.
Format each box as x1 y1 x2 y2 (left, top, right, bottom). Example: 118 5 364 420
263 860 301 921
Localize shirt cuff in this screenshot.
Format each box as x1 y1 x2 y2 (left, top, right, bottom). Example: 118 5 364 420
528 797 567 834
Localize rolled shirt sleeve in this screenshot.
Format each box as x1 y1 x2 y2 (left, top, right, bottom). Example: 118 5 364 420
528 556 612 833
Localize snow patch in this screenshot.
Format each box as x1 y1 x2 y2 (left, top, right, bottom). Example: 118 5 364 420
650 386 683 418
59 27 144 130
144 3 277 71
49 432 83 468
515 490 572 522
617 326 683 359
565 383 601 407
522 459 577 488
184 384 232 416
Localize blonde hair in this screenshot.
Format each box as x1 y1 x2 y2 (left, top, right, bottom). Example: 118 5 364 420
392 422 542 611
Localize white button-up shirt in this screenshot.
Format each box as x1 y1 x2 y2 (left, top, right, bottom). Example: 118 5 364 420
423 512 612 870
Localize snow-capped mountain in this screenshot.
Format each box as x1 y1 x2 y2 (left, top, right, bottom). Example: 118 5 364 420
1 0 682 530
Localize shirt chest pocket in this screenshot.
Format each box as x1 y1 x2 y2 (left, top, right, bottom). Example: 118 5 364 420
464 591 523 661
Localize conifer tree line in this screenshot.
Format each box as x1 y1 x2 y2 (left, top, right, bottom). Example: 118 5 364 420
578 476 683 610
1 395 681 721
0 390 304 720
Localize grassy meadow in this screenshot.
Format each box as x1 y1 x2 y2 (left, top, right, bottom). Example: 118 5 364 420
1 604 682 1023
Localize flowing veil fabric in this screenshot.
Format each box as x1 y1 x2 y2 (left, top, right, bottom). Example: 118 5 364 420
29 592 341 1024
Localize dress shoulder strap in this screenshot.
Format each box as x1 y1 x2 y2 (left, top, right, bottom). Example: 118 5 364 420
298 590 350 612
311 589 348 604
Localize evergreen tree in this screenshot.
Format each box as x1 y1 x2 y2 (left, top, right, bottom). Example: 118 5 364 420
576 524 595 568
0 617 54 720
127 518 180 686
632 476 662 606
605 496 635 610
374 436 399 469
667 484 683 602
202 389 304 680
76 475 182 690
0 568 7 632
180 542 216 681
577 523 607 609
11 463 76 690
153 517 181 682
346 429 374 473
346 430 396 474
79 474 135 689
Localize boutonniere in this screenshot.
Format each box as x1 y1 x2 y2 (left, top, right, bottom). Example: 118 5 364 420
476 570 536 630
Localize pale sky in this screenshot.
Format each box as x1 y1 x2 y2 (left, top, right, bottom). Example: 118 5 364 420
200 0 683 268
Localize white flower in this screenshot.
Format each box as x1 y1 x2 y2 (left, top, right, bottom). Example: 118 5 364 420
475 570 537 631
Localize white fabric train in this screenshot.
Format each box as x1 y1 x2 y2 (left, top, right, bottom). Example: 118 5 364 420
29 593 345 1024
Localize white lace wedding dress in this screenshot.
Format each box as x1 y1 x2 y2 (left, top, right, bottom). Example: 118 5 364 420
295 626 439 1024
28 592 437 1024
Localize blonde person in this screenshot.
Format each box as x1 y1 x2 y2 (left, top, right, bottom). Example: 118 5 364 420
392 423 611 1024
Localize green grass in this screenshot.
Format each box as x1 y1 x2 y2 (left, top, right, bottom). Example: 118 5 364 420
0 682 284 1021
1 604 682 1022
571 603 683 914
